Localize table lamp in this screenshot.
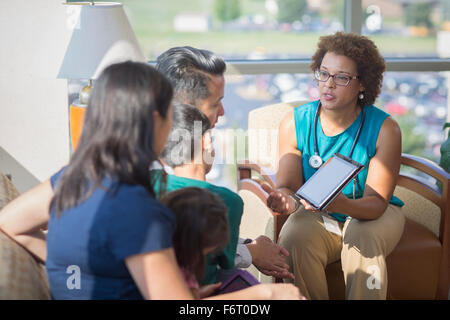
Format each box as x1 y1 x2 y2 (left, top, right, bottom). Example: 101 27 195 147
58 1 146 152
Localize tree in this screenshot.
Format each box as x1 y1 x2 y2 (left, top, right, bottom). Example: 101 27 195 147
405 2 433 28
215 0 241 22
277 0 308 24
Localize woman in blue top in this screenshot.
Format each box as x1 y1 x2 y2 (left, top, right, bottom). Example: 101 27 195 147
0 61 301 300
0 61 193 299
262 32 405 300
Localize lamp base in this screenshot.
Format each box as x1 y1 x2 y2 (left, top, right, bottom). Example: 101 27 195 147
70 101 86 152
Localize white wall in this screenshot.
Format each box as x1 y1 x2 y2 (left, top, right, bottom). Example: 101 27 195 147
0 0 72 192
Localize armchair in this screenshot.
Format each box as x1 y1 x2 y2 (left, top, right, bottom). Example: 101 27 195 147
237 101 450 299
0 172 50 299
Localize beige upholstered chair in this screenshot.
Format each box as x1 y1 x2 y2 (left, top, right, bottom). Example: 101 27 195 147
0 173 51 299
0 173 19 211
237 101 450 299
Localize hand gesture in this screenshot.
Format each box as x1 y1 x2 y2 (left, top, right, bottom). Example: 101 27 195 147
261 184 295 215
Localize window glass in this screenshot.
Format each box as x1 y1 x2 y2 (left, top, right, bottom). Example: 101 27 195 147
65 1 450 188
210 71 448 189
120 0 344 60
67 1 450 58
362 0 449 57
68 71 449 189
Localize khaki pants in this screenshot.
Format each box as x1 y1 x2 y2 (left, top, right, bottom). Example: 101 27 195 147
278 204 405 300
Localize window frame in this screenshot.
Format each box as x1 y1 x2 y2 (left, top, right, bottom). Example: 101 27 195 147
222 0 450 75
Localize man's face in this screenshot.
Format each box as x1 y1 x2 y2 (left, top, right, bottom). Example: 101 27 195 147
196 75 225 128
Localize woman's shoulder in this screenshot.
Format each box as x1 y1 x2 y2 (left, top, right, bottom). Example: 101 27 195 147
293 100 317 115
280 101 316 145
116 183 169 211
105 184 175 236
49 166 66 190
95 183 173 229
379 116 401 137
289 100 317 128
364 104 390 119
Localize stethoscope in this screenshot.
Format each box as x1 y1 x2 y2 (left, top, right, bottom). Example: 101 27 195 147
309 101 365 169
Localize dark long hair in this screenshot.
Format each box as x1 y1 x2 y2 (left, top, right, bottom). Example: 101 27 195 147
160 187 229 281
51 61 173 215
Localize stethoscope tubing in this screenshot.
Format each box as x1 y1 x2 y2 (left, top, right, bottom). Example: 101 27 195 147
311 101 365 167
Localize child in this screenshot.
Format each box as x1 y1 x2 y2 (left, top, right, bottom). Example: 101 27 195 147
160 187 230 299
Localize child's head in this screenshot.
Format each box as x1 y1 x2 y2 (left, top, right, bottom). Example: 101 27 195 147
160 103 214 173
160 187 229 281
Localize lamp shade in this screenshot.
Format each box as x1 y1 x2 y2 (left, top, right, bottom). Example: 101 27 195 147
57 2 146 79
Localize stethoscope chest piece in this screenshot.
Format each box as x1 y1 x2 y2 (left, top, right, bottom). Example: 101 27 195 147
309 154 323 169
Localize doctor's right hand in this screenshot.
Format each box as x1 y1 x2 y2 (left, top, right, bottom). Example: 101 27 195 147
261 184 298 215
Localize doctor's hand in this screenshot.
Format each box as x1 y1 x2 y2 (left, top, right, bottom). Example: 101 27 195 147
261 184 297 215
300 192 348 213
299 199 318 212
324 192 349 213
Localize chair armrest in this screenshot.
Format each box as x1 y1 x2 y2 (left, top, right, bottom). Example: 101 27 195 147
400 153 450 299
399 153 450 241
237 178 290 243
401 153 450 184
237 160 276 188
238 178 279 216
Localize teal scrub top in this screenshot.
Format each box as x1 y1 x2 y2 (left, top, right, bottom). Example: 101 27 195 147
293 100 404 222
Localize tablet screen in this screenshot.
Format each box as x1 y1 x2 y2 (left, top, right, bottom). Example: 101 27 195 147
297 155 359 208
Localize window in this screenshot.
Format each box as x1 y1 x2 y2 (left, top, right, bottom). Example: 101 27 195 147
71 0 450 189
362 0 449 58
208 71 447 189
121 0 344 59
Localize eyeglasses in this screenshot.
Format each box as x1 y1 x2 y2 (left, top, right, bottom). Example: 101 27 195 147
314 69 359 87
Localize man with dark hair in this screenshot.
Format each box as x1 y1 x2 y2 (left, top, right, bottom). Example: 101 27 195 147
156 46 225 127
156 47 294 282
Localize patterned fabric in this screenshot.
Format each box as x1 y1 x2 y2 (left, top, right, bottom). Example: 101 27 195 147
394 185 441 238
0 172 51 299
0 230 51 299
0 173 20 211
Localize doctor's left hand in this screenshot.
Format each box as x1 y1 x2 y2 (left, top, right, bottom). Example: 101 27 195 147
300 192 348 213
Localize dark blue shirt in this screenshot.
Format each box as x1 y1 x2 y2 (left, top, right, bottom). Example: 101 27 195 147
46 168 175 299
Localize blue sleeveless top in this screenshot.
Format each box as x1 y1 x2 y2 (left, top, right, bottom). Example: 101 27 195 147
293 100 404 222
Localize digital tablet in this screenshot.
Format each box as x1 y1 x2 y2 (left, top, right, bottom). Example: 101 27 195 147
215 270 259 295
295 153 364 211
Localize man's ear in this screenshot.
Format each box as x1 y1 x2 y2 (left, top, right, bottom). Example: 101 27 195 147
202 130 213 151
201 130 215 169
153 110 162 127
